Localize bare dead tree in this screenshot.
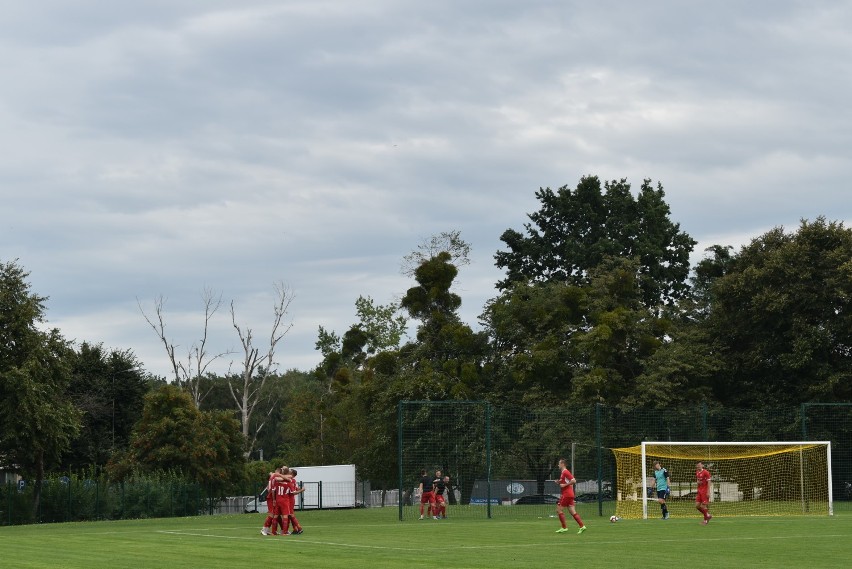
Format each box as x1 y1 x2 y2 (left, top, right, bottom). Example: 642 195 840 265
138 288 232 407
228 282 294 455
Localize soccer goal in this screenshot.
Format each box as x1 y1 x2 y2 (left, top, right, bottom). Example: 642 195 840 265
611 441 833 519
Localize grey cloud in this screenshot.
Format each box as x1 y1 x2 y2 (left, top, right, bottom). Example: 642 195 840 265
2 1 850 377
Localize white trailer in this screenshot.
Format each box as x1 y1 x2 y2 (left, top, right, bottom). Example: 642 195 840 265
292 464 356 509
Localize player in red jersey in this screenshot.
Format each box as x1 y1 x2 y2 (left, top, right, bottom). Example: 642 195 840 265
555 458 586 534
418 469 435 520
282 468 305 534
433 470 447 519
272 467 294 535
696 461 712 524
261 467 291 535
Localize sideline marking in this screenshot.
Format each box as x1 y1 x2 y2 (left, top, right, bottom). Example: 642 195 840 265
155 530 847 552
156 531 423 551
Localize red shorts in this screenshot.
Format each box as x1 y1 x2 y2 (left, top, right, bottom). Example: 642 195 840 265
420 491 434 504
558 495 575 507
696 491 709 504
276 498 292 516
434 494 445 504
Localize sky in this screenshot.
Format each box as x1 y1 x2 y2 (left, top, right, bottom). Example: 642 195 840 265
2 1 851 378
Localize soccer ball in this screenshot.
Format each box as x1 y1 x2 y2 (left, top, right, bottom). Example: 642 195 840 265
609 515 619 523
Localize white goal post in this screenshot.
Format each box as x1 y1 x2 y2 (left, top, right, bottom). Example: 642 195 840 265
611 441 833 519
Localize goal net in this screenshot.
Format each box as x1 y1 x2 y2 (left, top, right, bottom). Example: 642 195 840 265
611 442 832 519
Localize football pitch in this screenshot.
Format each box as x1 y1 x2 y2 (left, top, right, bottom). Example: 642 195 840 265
1 506 850 569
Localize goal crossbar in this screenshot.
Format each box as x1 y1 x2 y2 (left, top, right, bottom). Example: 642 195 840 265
611 441 833 519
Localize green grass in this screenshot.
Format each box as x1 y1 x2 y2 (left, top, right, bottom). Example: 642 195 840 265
1 506 851 569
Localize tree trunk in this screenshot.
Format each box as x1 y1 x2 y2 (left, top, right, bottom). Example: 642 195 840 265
32 449 44 521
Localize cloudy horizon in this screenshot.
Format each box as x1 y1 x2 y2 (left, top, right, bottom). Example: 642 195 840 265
2 1 850 378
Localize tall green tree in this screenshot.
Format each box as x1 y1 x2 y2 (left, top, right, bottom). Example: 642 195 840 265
495 176 696 307
570 257 670 405
484 257 672 407
482 281 585 399
353 295 408 353
399 250 489 399
62 343 149 470
110 384 245 490
0 260 81 515
294 296 406 481
707 217 852 405
626 245 735 409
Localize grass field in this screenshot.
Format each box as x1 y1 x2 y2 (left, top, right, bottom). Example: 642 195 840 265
1 506 851 569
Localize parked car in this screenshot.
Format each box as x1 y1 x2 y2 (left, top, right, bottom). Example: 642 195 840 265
575 489 613 502
513 494 560 505
243 496 268 514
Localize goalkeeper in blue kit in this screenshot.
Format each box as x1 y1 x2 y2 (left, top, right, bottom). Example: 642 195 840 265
653 461 671 519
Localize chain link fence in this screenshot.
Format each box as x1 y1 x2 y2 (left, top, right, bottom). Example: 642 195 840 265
3 402 848 525
398 401 852 520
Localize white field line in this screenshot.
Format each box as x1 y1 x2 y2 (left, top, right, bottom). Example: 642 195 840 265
154 530 848 551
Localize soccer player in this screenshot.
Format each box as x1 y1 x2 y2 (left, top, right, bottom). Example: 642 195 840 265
653 461 671 519
433 470 447 519
555 458 586 534
282 468 305 535
261 467 291 535
418 469 435 520
272 466 294 535
695 461 712 524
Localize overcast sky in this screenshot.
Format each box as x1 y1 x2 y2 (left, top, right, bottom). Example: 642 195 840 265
2 1 850 378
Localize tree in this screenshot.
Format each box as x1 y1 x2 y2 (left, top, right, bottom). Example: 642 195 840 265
299 295 406 476
482 281 585 399
706 217 852 405
0 260 81 515
110 384 245 489
494 176 696 308
314 295 407 394
62 343 148 470
293 237 484 488
570 257 670 405
227 282 294 456
353 295 407 353
690 245 735 313
401 229 471 277
624 245 735 409
138 288 231 407
251 369 312 462
484 257 672 406
399 250 489 399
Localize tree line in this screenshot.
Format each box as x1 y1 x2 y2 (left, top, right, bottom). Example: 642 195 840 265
2 175 850 513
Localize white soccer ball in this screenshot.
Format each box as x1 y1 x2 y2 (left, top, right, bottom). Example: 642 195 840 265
609 515 619 523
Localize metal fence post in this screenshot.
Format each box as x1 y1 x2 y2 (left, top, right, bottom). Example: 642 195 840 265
485 401 492 520
596 402 603 517
397 401 404 521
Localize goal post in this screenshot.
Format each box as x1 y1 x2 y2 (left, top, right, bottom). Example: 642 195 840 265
611 441 833 519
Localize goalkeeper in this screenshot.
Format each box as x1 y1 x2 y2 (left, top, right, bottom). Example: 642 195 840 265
653 461 671 519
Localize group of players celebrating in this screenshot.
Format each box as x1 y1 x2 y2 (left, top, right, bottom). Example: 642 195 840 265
418 469 450 519
261 466 305 536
